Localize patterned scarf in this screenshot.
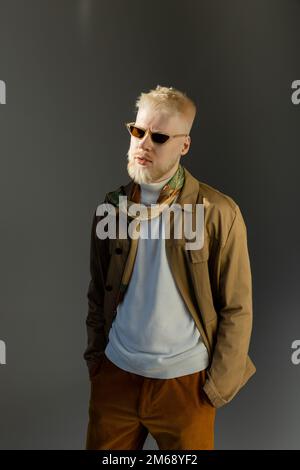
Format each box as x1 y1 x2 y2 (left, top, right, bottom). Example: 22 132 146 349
106 163 185 305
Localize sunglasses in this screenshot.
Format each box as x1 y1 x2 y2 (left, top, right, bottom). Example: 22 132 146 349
125 121 188 145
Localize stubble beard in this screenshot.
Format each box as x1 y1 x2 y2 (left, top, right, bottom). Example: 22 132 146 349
126 150 179 185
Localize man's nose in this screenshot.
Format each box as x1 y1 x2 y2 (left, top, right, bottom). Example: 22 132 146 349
138 129 152 149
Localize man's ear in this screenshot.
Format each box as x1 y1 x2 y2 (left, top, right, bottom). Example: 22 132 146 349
181 136 191 155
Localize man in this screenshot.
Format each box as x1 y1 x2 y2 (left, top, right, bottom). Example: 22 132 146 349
84 85 256 450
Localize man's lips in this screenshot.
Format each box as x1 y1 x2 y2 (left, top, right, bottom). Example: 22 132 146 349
135 156 152 165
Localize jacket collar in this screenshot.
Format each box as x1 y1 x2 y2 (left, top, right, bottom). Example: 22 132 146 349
121 165 201 212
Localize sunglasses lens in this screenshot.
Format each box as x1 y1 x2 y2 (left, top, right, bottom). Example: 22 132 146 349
129 125 145 139
152 133 169 144
128 124 169 144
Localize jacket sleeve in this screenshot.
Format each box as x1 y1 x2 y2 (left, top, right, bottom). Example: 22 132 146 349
203 204 253 407
83 208 108 377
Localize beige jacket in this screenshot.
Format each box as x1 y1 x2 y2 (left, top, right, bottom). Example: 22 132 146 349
84 166 256 408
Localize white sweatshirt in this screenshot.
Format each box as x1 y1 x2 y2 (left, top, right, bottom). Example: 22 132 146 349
105 174 209 378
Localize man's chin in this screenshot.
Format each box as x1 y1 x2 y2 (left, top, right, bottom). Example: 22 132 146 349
127 163 152 184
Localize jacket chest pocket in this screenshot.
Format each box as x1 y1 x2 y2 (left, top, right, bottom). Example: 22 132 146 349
186 238 218 325
166 235 210 263
187 240 210 263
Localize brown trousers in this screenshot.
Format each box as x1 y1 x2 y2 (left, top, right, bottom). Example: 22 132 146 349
86 354 216 450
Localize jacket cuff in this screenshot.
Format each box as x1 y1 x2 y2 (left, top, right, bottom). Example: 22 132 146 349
203 378 228 408
86 355 105 379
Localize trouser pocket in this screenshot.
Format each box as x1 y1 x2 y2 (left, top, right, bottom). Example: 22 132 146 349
90 354 107 381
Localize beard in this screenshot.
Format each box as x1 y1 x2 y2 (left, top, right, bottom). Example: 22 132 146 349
126 149 180 185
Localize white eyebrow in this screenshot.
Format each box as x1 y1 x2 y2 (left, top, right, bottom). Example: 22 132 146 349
151 127 166 133
137 123 166 133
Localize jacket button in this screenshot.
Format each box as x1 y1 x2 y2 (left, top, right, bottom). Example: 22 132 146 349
105 284 112 291
115 247 122 254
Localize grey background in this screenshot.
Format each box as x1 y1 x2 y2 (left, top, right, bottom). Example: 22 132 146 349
0 0 299 449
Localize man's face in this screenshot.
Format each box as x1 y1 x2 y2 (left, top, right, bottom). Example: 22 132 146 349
126 106 191 184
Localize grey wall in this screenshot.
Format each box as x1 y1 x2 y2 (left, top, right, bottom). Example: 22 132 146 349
0 0 299 449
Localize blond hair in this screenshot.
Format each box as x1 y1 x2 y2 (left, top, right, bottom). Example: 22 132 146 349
134 85 197 134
